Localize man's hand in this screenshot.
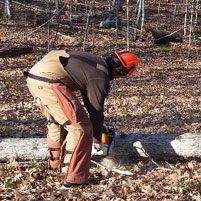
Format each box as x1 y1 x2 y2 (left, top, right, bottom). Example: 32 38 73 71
91 142 109 156
91 125 115 156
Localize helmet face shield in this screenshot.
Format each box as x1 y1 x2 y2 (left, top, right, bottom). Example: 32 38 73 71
114 50 138 77
127 64 137 77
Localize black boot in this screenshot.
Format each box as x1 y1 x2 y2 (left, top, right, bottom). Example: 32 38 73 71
63 181 87 188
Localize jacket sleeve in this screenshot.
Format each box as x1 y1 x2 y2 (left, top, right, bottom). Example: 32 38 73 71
81 79 110 142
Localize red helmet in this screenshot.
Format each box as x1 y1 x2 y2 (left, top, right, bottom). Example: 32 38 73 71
114 50 138 77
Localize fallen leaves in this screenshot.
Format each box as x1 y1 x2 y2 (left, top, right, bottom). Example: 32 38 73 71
1 159 201 200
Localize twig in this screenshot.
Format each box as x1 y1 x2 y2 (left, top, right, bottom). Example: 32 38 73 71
12 0 46 13
135 145 161 167
165 161 176 169
12 4 66 42
135 145 172 171
91 159 133 176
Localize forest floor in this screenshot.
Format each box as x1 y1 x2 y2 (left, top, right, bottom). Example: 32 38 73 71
1 0 201 200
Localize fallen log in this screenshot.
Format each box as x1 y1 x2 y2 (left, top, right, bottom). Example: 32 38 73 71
0 138 47 162
0 46 33 58
0 133 201 162
113 133 201 160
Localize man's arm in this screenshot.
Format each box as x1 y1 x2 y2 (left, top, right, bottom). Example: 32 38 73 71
81 79 110 143
81 90 104 143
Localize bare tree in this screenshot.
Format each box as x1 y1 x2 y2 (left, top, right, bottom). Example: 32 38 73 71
194 0 199 25
65 0 73 26
47 4 51 52
135 0 142 26
115 3 119 49
4 0 13 19
141 0 144 33
55 0 59 12
187 0 195 67
83 0 95 51
184 0 188 36
157 0 161 27
135 0 144 33
83 13 90 51
126 0 130 49
109 0 122 12
173 0 179 21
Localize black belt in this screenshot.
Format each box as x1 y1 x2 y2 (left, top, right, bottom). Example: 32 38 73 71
48 120 71 127
25 72 71 126
24 71 61 83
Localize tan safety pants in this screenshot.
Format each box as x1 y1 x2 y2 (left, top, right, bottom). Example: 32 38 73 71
27 78 93 184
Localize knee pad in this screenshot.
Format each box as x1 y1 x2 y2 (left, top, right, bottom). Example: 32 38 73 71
47 136 61 170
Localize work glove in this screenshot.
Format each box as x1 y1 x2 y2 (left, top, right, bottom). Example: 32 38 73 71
91 142 109 156
91 124 115 156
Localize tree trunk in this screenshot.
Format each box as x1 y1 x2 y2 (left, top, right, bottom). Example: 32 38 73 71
135 0 141 26
140 0 144 33
173 0 179 21
4 0 13 19
126 0 130 50
184 0 188 36
194 0 199 25
0 133 201 162
109 0 122 12
157 0 161 28
55 0 59 12
187 0 194 67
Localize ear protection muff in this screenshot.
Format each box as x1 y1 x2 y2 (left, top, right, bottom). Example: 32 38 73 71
110 52 137 76
116 64 136 76
110 53 122 68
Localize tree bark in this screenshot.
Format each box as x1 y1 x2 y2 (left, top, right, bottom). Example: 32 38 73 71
0 133 201 162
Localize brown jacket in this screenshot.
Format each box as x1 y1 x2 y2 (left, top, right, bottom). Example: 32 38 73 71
30 50 111 141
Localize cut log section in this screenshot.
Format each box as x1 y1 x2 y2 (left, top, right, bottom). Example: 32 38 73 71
113 133 201 160
0 46 33 58
0 133 201 162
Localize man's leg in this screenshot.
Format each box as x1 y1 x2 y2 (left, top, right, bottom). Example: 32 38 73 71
27 79 68 171
46 121 67 170
50 83 93 184
27 79 93 184
43 100 93 184
62 123 93 184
